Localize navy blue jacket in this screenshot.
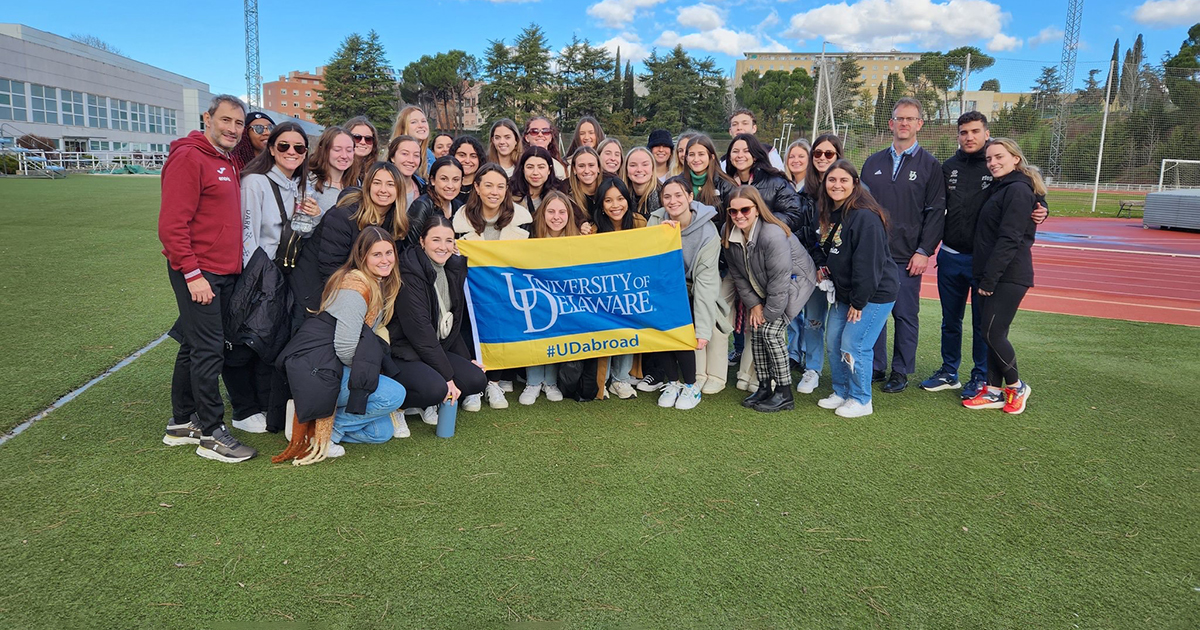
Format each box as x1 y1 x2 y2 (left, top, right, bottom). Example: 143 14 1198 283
861 145 946 263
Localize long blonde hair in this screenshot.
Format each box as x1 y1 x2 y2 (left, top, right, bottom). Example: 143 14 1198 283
336 162 409 242
319 226 401 325
988 137 1047 196
623 146 659 217
721 185 793 249
393 106 431 176
533 190 581 238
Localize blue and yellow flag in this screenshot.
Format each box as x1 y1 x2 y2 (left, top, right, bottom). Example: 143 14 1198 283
456 225 697 370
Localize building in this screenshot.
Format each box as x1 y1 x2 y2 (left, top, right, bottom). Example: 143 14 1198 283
948 90 1031 118
264 67 324 122
0 23 212 152
734 51 923 88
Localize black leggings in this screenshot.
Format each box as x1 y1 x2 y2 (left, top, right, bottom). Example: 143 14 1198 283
391 353 487 409
979 282 1028 387
651 350 697 385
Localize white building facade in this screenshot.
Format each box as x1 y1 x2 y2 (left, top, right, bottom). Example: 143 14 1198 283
0 24 213 153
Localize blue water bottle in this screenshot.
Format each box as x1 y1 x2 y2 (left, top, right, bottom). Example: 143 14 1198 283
435 400 457 438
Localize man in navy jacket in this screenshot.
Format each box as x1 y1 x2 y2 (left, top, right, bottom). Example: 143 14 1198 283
860 97 946 393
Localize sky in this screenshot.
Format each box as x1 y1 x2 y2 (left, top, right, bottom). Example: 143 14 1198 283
6 0 1199 98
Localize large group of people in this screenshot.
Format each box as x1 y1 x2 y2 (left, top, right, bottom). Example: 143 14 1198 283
158 93 1047 465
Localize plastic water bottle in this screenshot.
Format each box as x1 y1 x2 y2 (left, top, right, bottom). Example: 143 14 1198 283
435 400 457 438
291 181 318 234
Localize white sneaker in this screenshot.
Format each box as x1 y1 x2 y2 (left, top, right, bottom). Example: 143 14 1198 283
796 370 820 394
519 384 541 405
657 381 681 408
421 406 438 425
232 412 267 434
486 382 509 409
327 442 346 458
462 394 482 412
674 383 702 410
735 379 750 391
391 410 411 438
835 399 874 418
403 407 422 416
544 384 564 402
284 400 295 441
636 374 665 392
817 393 846 409
497 380 514 393
608 380 637 399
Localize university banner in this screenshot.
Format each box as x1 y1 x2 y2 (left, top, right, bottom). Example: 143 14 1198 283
456 226 697 370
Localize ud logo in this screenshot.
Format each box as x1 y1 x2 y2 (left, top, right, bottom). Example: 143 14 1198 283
908 170 917 181
503 272 558 333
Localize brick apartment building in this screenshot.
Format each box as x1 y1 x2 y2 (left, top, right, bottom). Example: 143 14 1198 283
264 67 324 122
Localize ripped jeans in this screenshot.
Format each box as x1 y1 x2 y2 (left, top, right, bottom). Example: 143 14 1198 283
801 290 830 373
826 301 895 405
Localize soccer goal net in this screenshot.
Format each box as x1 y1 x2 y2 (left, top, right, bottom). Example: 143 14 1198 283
1159 159 1200 191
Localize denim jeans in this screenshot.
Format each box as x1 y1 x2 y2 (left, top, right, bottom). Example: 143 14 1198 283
828 301 895 405
936 248 987 380
526 364 558 387
787 313 803 364
802 290 830 373
332 366 407 444
608 354 634 382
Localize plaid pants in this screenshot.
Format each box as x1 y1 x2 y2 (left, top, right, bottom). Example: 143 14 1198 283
750 316 791 388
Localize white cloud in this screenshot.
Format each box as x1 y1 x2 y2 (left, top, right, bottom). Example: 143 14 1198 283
757 10 781 31
587 0 668 29
784 0 1019 52
987 33 1022 52
599 33 651 62
657 27 789 57
1133 0 1200 26
1028 26 1064 48
677 3 724 31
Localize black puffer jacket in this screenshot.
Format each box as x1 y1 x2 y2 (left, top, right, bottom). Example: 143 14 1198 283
973 171 1038 291
746 167 805 237
318 201 398 287
406 194 464 248
796 189 822 265
387 247 473 380
226 247 294 364
276 312 397 422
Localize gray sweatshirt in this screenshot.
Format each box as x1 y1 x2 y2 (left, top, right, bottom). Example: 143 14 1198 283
241 166 299 265
327 289 384 365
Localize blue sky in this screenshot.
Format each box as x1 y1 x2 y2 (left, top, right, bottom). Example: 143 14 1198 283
7 0 1198 96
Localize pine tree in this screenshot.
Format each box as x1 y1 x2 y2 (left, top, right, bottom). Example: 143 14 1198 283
622 61 636 113
611 48 622 112
1107 38 1120 105
313 31 397 142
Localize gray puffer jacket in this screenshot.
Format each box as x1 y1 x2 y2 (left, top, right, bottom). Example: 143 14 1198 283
725 219 817 323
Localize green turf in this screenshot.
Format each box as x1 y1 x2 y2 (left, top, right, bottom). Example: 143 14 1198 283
0 175 174 432
1043 190 1146 218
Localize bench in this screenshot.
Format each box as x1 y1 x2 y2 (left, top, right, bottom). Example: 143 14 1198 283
1117 199 1144 218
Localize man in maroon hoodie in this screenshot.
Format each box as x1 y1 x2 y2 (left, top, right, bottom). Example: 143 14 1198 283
159 95 257 463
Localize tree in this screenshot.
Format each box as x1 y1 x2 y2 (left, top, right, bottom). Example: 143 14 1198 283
1076 68 1105 107
611 48 623 112
980 78 1001 91
1164 23 1200 113
511 24 554 116
639 46 727 133
480 39 521 124
622 61 636 113
1120 34 1145 109
903 53 952 118
70 34 121 55
734 68 814 137
946 46 995 107
1107 39 1121 105
400 50 478 132
813 57 865 122
1031 66 1062 114
872 82 887 131
313 32 397 143
554 35 614 126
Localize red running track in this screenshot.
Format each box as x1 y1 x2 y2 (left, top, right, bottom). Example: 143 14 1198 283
921 217 1200 327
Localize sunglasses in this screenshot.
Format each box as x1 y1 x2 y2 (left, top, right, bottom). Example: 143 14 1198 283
526 129 553 137
250 124 274 134
811 150 838 160
728 205 755 216
352 134 375 145
274 142 307 155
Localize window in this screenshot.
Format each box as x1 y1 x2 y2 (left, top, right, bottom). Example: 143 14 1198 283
87 94 108 128
130 102 147 132
110 99 129 130
61 90 85 125
89 140 110 151
305 90 311 97
292 89 298 96
165 109 177 135
293 102 299 108
31 84 58 123
0 79 27 121
305 102 311 108
149 106 164 134
883 65 889 70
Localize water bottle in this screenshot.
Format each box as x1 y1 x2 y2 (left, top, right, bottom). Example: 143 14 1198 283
435 400 457 438
291 181 318 235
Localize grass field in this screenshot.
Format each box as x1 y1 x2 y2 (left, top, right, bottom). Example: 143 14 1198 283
0 174 1195 628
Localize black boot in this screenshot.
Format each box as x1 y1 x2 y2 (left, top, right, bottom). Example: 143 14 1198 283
742 381 773 408
754 385 795 413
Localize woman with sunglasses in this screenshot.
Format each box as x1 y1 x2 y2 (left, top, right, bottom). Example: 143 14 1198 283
793 133 844 396
320 162 409 288
597 137 624 180
451 135 486 206
623 147 660 219
431 132 454 160
387 134 428 201
344 116 379 187
231 111 274 171
724 186 817 413
565 116 605 157
406 155 464 248
817 159 897 418
393 105 434 177
487 118 522 177
523 116 567 180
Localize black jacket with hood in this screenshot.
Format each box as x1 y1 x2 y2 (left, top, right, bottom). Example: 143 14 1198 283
941 147 993 254
387 247 473 380
225 247 294 364
973 170 1038 291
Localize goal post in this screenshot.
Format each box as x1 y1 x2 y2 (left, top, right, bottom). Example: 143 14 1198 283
1158 159 1200 191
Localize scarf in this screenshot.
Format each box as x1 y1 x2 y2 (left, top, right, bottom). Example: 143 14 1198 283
690 171 707 199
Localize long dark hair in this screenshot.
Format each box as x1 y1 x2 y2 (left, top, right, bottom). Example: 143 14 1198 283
319 225 401 325
723 133 786 182
487 118 523 166
307 126 352 193
594 177 637 233
241 121 309 184
817 159 888 236
343 115 379 186
461 163 517 235
523 115 562 162
449 135 486 180
721 186 793 248
683 134 733 209
565 116 606 156
427 155 464 204
509 146 565 206
804 133 843 197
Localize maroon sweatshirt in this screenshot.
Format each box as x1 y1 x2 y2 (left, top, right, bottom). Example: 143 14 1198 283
158 131 243 280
